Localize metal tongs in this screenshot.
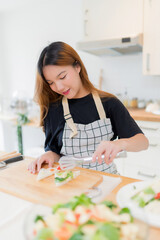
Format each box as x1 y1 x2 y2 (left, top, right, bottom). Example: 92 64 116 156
59 151 127 170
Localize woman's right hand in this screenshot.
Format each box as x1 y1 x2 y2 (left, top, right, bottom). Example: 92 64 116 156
28 151 60 174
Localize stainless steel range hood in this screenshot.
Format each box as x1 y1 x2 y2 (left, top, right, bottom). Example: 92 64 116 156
76 34 143 56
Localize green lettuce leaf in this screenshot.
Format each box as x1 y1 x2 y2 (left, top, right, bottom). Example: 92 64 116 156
33 228 53 240
143 187 155 195
93 223 120 240
101 201 117 209
52 194 94 213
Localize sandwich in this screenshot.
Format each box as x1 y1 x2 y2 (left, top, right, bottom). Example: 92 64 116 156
37 167 56 181
54 170 80 187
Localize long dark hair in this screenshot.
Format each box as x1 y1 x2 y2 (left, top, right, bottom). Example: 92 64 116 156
34 41 114 127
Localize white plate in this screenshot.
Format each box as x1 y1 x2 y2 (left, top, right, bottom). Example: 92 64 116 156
116 181 160 228
23 204 51 240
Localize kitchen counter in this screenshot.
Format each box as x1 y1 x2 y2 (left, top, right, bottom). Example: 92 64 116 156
1 108 160 128
0 154 159 239
0 113 40 127
128 108 160 122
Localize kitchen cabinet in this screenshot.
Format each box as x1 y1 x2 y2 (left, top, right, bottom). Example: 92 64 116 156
80 0 160 75
114 120 160 180
83 0 143 40
143 0 160 75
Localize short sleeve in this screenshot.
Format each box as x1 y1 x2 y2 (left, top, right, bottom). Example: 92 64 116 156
103 97 143 139
44 103 64 154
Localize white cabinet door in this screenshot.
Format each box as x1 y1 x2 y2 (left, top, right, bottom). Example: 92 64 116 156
116 119 160 180
123 164 157 180
114 147 160 180
83 0 143 40
143 0 160 75
136 120 160 147
114 120 160 180
124 147 160 178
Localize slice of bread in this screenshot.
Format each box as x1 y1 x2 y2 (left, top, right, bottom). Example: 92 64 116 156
37 168 56 181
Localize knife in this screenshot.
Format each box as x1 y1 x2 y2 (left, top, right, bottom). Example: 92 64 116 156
0 155 24 169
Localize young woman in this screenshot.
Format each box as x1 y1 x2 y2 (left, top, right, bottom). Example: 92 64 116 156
28 41 149 174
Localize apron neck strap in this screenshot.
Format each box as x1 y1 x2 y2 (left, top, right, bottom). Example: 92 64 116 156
62 97 78 138
62 91 106 138
92 91 106 119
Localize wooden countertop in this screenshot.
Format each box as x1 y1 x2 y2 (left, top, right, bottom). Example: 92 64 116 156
128 108 160 122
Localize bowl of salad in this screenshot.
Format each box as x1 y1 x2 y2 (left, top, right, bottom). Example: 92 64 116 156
23 194 148 240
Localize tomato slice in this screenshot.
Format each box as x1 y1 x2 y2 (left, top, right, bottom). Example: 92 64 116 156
75 213 80 225
57 166 62 171
155 192 160 199
54 226 72 240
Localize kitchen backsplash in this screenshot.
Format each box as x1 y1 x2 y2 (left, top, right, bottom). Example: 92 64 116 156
100 54 160 101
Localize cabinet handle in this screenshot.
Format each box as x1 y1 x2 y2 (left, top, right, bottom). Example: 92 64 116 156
84 9 88 36
149 143 158 147
146 53 150 71
139 126 158 131
138 171 156 178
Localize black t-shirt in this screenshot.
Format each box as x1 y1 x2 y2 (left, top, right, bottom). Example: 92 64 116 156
44 94 143 154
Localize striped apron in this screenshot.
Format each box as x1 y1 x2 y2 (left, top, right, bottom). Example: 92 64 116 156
60 92 118 174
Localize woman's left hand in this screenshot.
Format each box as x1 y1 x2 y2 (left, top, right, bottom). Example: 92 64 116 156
92 140 123 165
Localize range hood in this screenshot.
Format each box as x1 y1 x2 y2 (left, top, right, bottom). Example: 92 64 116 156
76 34 143 56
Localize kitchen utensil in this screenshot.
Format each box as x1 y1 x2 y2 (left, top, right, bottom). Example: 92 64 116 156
0 152 22 162
59 151 126 170
59 155 101 170
0 155 24 169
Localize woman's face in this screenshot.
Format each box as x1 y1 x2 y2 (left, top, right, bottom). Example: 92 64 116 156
43 64 88 99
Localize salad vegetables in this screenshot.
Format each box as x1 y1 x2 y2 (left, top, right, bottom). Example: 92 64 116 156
131 179 160 214
32 194 143 240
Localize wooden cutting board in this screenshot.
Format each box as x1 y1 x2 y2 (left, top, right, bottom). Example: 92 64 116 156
0 158 103 207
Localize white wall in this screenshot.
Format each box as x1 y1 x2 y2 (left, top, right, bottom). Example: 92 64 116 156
0 0 84 99
78 51 160 101
100 54 160 101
